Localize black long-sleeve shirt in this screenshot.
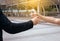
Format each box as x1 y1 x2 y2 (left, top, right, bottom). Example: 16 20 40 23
0 9 33 41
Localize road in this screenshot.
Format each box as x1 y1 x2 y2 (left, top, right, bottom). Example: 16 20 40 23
3 19 60 41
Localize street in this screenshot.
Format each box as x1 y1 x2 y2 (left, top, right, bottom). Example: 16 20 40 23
3 19 60 41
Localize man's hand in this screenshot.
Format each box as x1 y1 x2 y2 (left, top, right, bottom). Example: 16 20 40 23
31 16 41 25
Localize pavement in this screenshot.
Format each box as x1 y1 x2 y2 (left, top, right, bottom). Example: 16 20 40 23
3 18 60 41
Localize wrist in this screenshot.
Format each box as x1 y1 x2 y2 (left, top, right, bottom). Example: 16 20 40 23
31 19 35 25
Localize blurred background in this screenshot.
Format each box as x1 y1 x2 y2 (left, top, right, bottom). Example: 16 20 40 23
0 0 60 41
0 0 60 17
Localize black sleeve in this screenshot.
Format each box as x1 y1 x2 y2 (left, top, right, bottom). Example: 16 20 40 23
0 9 33 34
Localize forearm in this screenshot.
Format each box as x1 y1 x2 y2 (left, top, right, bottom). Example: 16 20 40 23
3 20 33 34
39 15 60 25
1 12 33 34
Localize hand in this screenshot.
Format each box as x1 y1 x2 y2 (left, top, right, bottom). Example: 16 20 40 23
31 16 41 25
30 13 43 19
30 13 39 18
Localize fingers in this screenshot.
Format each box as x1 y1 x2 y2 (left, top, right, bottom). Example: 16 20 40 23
30 13 39 18
31 13 43 19
31 16 41 25
30 13 43 25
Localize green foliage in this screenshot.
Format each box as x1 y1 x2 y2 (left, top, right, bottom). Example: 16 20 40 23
45 5 57 12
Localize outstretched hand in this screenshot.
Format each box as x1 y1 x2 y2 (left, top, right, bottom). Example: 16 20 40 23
31 16 41 25
30 13 42 25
